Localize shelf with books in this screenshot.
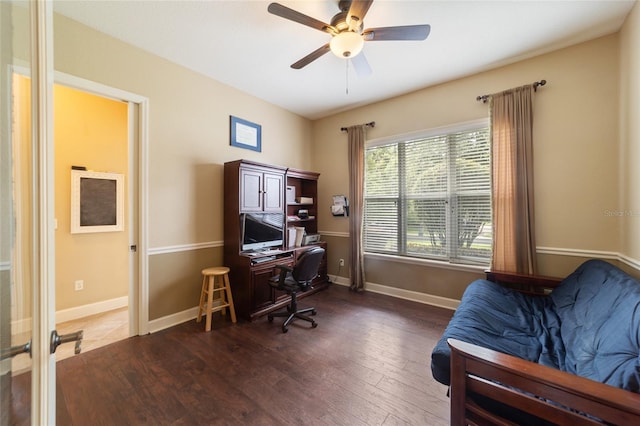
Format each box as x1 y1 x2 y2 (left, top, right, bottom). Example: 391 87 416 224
285 168 319 247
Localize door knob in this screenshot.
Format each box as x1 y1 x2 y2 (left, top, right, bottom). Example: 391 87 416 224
1 340 31 360
50 330 84 355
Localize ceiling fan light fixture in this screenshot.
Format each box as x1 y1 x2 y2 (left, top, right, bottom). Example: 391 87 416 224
330 31 364 58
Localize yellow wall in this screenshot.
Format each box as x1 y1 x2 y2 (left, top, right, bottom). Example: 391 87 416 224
54 84 129 311
314 33 627 300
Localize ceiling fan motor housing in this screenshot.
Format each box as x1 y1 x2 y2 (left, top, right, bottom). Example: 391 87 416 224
329 4 365 58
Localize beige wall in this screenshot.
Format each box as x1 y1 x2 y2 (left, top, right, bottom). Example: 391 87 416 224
54 85 129 311
314 34 627 300
53 15 313 249
620 2 640 262
51 14 314 320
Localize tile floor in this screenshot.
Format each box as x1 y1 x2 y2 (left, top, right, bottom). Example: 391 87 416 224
11 307 129 374
55 306 130 361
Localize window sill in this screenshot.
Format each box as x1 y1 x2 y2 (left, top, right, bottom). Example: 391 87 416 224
363 252 488 273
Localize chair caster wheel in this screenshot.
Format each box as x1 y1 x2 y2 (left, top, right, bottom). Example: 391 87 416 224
268 315 273 323
282 326 288 333
311 321 318 328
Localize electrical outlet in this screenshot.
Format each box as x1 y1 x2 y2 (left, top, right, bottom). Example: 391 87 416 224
339 258 345 267
74 280 84 291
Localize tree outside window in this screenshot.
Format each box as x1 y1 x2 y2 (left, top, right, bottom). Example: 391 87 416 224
364 124 491 265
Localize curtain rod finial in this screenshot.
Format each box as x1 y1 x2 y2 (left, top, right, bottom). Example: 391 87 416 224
533 79 547 91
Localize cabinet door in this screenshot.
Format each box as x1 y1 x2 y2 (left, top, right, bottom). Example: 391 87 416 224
240 169 263 212
263 172 284 212
251 266 277 309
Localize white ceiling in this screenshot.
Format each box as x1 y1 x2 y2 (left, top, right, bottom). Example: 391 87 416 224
53 0 636 120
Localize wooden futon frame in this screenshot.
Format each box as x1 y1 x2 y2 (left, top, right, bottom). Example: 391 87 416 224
447 270 640 425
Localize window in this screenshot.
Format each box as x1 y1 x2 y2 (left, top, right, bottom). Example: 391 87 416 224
364 121 491 265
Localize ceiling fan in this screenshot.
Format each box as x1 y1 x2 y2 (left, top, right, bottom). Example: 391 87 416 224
267 0 431 75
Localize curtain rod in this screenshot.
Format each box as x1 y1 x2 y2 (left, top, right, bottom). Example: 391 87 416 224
476 79 547 103
340 121 376 132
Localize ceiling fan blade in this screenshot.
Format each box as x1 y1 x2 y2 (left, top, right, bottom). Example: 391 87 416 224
291 43 331 69
363 24 431 41
351 53 372 77
347 0 374 26
268 3 335 34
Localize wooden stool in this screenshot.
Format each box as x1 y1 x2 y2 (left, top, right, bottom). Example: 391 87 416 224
197 266 237 331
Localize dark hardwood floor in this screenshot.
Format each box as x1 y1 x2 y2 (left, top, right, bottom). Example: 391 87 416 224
11 284 454 425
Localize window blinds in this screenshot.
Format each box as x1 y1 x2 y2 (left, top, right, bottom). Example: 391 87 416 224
364 124 491 264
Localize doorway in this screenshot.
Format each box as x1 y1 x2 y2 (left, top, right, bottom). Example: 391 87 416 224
9 74 145 370
53 83 131 359
54 70 151 339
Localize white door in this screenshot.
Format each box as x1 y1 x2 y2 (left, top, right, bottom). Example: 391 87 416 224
2 4 150 424
0 2 73 424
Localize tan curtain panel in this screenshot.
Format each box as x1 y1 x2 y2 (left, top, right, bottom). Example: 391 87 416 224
490 85 537 274
347 125 366 291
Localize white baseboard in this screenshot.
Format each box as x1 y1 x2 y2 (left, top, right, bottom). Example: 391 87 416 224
56 296 129 323
330 276 459 310
148 306 199 333
11 296 129 335
620 254 640 270
330 276 350 286
365 282 460 310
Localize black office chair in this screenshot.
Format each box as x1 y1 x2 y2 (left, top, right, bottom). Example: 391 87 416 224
267 247 325 333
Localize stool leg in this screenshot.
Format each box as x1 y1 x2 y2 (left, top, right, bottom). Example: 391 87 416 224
205 275 214 332
223 273 237 323
196 275 207 323
217 275 227 317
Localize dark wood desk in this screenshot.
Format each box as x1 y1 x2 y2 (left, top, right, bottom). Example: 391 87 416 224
227 242 328 321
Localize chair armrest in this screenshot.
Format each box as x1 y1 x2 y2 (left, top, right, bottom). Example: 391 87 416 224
447 338 640 425
485 269 563 295
273 264 293 286
274 264 293 274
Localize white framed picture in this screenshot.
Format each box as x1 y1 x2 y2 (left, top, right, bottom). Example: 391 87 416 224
71 170 124 234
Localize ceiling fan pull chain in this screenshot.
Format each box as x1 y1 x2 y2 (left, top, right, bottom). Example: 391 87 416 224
346 59 349 95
